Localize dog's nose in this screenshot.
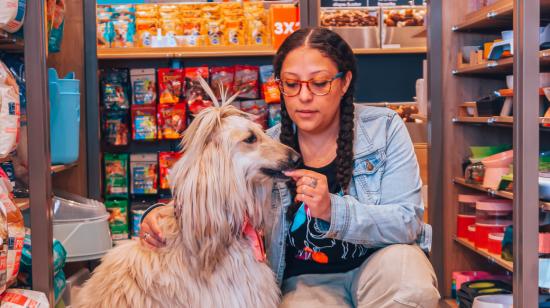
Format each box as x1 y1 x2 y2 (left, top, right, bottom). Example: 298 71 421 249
288 150 301 167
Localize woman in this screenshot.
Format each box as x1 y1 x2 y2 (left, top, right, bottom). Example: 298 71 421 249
141 28 440 307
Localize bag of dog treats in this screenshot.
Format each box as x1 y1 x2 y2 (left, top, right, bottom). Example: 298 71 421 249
259 65 280 104
132 105 157 141
159 151 181 190
0 172 10 294
158 68 183 104
185 67 213 116
0 0 25 33
47 0 66 53
130 153 158 195
104 153 129 199
268 103 281 128
0 289 49 308
224 18 245 46
130 68 157 105
101 69 131 110
103 109 129 146
241 100 268 129
157 104 186 139
2 193 23 286
210 66 235 100
130 202 149 239
234 65 259 99
204 19 223 46
0 85 20 159
105 199 129 240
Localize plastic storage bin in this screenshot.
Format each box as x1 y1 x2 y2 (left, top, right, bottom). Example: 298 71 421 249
481 150 513 189
475 199 513 249
53 194 112 262
467 225 477 243
49 68 80 165
457 194 487 238
487 233 504 255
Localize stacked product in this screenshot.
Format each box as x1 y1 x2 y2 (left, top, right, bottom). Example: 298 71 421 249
97 2 270 49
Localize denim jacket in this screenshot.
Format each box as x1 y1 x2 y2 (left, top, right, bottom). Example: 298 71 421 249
265 104 432 286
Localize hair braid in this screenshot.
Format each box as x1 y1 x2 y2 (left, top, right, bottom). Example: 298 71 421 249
336 92 355 194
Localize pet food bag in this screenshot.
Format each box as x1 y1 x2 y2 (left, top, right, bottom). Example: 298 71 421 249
104 153 129 199
131 105 157 141
157 104 186 139
0 289 49 308
158 68 183 104
130 68 157 105
105 199 129 240
259 65 280 104
241 100 268 129
234 65 259 99
47 0 65 53
130 153 158 195
103 110 129 146
101 69 131 110
0 0 25 33
159 151 181 190
185 67 213 115
130 203 149 239
210 66 235 100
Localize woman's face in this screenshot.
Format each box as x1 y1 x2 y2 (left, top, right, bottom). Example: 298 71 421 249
280 46 352 134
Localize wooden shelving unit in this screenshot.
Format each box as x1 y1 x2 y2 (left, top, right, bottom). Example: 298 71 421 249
455 238 514 272
51 163 78 174
453 49 550 75
0 30 24 52
453 116 550 127
97 46 427 59
452 0 550 32
454 177 550 211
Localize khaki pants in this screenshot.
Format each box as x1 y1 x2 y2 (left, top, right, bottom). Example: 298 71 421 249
280 244 440 308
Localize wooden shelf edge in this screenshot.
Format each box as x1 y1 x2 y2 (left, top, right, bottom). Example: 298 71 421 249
454 49 550 75
454 116 550 126
455 238 513 272
453 0 512 32
14 198 29 211
97 46 277 59
51 163 77 174
353 47 427 55
454 177 550 210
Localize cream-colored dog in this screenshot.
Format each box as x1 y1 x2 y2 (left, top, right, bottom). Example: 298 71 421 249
75 80 298 308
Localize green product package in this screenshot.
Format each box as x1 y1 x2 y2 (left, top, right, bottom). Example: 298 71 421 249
105 199 129 240
104 153 129 199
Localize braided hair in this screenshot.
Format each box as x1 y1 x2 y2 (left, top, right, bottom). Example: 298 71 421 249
273 28 357 220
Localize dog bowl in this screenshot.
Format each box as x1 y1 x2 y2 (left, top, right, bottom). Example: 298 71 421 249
473 294 513 308
53 195 112 262
481 150 513 189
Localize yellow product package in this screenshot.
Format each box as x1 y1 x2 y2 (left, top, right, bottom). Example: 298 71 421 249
247 18 268 46
243 2 264 14
224 18 245 46
202 5 221 20
179 18 203 47
220 2 242 10
180 10 202 19
136 18 157 47
161 19 183 36
204 19 224 46
159 4 178 14
135 4 158 14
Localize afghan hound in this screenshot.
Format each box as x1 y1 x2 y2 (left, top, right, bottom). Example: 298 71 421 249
75 79 298 308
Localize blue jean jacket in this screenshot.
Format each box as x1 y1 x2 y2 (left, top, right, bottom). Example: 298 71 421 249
265 104 432 286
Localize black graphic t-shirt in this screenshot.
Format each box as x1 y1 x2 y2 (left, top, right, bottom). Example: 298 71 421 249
283 159 376 279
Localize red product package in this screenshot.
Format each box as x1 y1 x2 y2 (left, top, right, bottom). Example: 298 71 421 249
185 67 213 115
240 100 268 129
157 68 184 104
158 103 187 139
234 65 259 99
159 151 182 190
210 66 235 100
131 105 157 141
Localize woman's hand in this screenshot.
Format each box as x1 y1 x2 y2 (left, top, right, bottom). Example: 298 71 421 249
140 205 172 249
284 169 332 222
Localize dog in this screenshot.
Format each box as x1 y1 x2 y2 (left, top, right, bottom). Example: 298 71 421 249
74 80 298 308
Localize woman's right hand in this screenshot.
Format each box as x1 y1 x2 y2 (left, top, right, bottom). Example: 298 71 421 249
140 205 172 249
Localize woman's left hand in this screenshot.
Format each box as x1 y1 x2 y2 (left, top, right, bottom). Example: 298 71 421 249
284 169 332 222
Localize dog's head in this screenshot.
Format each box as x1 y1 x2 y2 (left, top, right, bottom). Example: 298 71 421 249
169 103 298 273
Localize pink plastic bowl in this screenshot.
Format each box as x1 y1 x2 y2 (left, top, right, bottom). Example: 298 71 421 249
481 150 513 168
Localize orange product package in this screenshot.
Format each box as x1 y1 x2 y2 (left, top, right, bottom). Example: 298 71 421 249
159 151 182 190
158 68 184 104
224 18 245 46
136 18 157 47
204 19 224 46
157 104 187 140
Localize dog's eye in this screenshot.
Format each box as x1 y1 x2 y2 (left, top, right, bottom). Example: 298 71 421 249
243 134 257 144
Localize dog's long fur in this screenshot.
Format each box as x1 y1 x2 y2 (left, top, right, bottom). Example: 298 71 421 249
75 100 296 307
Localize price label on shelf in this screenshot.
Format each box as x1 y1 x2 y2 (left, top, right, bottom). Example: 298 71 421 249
368 0 424 6
321 0 368 7
270 5 300 49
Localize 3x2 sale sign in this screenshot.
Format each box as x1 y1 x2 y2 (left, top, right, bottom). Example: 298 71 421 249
270 5 301 49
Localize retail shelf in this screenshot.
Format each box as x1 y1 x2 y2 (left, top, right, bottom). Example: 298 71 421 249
453 116 550 128
97 46 276 59
454 177 550 210
455 237 513 272
14 198 29 211
454 49 550 75
51 163 77 174
0 30 23 52
353 47 427 55
453 0 550 32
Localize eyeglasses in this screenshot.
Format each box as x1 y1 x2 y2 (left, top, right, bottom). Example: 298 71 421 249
276 72 344 97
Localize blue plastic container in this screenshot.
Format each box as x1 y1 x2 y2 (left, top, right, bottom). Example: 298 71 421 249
49 68 80 165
